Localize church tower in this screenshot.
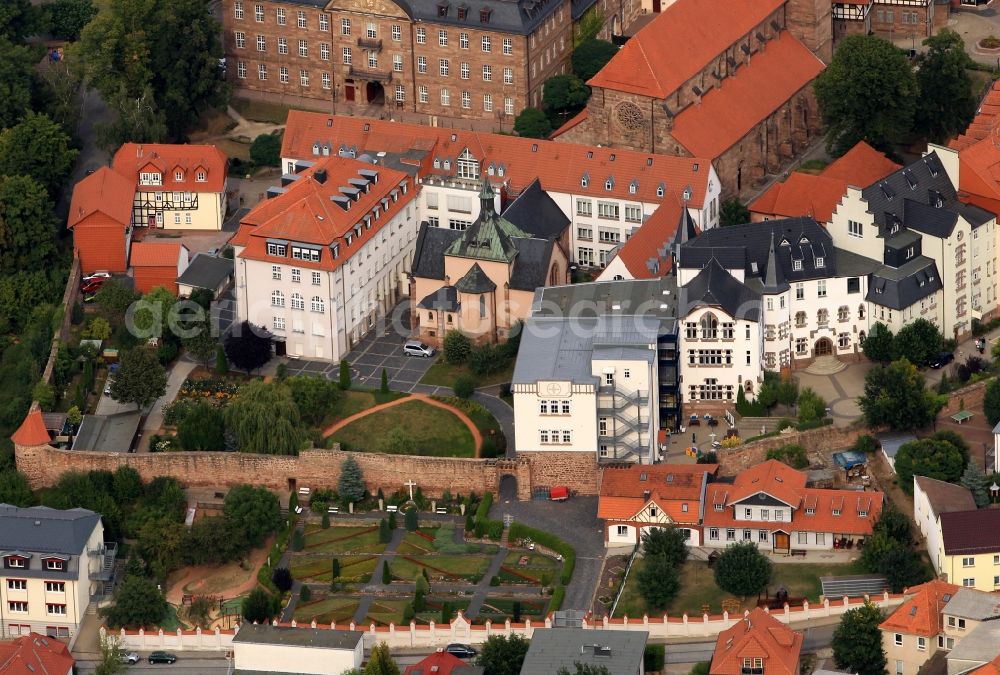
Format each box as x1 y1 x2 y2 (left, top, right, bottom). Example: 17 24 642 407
785 0 832 63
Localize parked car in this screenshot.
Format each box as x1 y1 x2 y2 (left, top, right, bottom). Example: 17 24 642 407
121 651 140 665
148 651 177 664
928 352 955 369
402 340 436 358
444 644 477 659
82 272 111 283
688 414 700 426
81 279 106 294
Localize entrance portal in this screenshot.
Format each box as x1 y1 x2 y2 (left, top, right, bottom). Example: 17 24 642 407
814 337 833 357
499 474 518 502
366 81 385 105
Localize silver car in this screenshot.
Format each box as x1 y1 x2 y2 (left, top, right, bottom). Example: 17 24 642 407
402 340 435 357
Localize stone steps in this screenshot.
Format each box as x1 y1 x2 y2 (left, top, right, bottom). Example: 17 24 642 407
805 355 846 375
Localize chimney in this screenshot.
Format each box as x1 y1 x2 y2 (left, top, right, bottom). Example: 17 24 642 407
643 489 651 500
314 168 327 184
136 145 143 158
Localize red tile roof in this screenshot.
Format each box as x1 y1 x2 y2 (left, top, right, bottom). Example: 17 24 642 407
233 157 414 274
703 461 883 536
879 580 959 637
821 141 902 186
750 142 900 222
130 242 186 267
10 408 51 447
403 651 474 675
280 111 711 209
610 197 683 278
971 654 1000 675
710 608 802 675
671 33 825 159
551 109 589 137
67 167 134 230
112 143 228 193
949 80 1000 152
941 509 1000 555
599 464 718 521
0 632 75 675
587 0 785 99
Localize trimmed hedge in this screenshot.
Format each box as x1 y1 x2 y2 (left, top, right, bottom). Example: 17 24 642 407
509 522 575 585
475 491 493 525
549 585 565 612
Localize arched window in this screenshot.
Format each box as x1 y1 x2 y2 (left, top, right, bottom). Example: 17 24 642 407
745 380 754 394
613 275 625 281
291 292 304 310
859 330 867 343
817 308 829 325
700 313 718 339
271 290 285 307
838 305 849 322
858 304 866 320
311 296 324 313
479 295 487 319
795 311 806 328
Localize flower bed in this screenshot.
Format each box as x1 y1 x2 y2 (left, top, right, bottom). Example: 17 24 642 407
177 378 239 400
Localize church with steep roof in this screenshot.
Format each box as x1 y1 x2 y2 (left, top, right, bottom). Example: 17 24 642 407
409 180 570 346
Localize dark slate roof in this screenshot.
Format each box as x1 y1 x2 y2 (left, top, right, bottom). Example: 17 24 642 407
941 509 1000 555
509 237 555 290
884 229 921 252
72 412 142 453
411 223 462 279
678 217 835 286
446 181 529 262
860 152 984 238
455 263 497 293
0 504 102 556
672 210 699 248
866 256 941 310
176 254 234 291
679 258 761 320
502 178 570 240
520 628 648 675
231 624 363 650
418 286 459 311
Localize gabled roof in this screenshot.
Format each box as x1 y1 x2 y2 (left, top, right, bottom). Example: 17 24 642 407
587 0 785 99
112 143 227 193
232 623 363 649
67 167 134 229
949 80 1000 152
403 651 483 675
971 654 1000 675
941 509 1000 555
680 258 761 321
671 33 825 159
11 408 51 447
914 476 976 518
728 459 806 508
749 173 849 225
879 580 959 637
280 111 712 209
866 256 942 311
176 253 234 290
610 197 683 279
412 224 463 280
455 263 497 293
598 464 717 521
0 633 75 675
822 141 902 186
501 178 570 240
710 608 803 675
942 587 1000 621
130 242 186 267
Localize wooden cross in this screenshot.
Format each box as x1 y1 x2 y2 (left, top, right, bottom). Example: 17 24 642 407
404 479 417 500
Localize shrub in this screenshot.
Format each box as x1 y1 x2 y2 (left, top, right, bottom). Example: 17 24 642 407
299 585 311 601
321 513 330 529
489 575 500 586
379 518 391 543
291 529 304 551
271 567 293 592
766 444 809 469
475 491 494 525
854 434 878 454
405 507 418 531
443 330 473 364
381 560 391 582
645 645 666 672
453 375 475 399
388 511 397 530
249 132 282 167
486 520 503 540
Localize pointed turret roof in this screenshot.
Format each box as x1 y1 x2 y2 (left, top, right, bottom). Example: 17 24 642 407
762 230 789 293
455 263 498 294
446 179 530 262
681 258 760 321
11 408 50 447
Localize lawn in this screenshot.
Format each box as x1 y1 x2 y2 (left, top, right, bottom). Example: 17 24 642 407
231 97 292 124
396 529 439 555
291 554 379 583
420 362 514 388
293 596 359 624
612 559 864 618
302 526 386 554
500 551 562 584
389 554 492 582
479 597 548 621
321 390 408 429
365 599 412 626
418 597 472 624
332 400 476 457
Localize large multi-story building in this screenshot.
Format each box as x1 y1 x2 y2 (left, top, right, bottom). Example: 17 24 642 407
0 504 114 647
231 156 418 359
220 0 635 122
279 111 720 268
511 277 681 464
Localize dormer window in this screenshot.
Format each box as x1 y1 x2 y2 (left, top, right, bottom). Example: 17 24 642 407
457 5 467 19
438 2 448 16
581 174 589 188
714 503 723 511
859 510 868 517
815 256 824 268
174 170 184 181
656 183 665 198
443 160 451 171
44 558 64 571
331 243 340 259
792 259 802 271
605 178 614 191
5 556 26 569
805 507 815 515
629 180 638 194
480 7 491 22
832 508 841 516
433 158 441 169
196 171 207 182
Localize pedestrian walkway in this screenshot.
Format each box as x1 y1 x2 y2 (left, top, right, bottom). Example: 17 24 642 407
321 393 484 456
140 360 197 451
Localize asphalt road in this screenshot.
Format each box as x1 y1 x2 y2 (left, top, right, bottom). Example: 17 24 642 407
75 654 233 675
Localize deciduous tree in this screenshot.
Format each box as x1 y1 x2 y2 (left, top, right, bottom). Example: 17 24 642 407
364 642 401 675
891 318 942 366
637 553 680 609
476 634 529 675
0 112 78 197
241 587 280 624
571 39 618 81
105 575 168 629
224 322 274 374
858 359 939 431
719 199 750 227
286 375 340 426
176 400 225 451
110 347 167 409
0 175 57 272
713 541 772 599
815 35 917 155
250 132 282 166
0 469 34 506
543 74 590 116
641 526 689 566
47 0 98 40
832 601 887 675
513 108 552 139
0 39 35 129
223 484 280 548
984 379 1000 427
443 330 472 364
862 322 894 363
915 30 976 142
894 435 966 494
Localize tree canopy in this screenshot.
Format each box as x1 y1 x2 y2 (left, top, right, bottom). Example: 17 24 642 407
110 347 167 409
858 359 939 431
224 381 304 454
832 601 888 675
894 432 968 494
286 375 340 426
47 0 98 40
105 575 168 629
224 322 273 373
713 541 772 598
77 0 227 143
719 199 750 227
915 30 976 142
223 484 281 548
0 111 78 196
543 74 590 116
476 634 530 675
250 132 282 167
365 642 401 675
0 39 36 129
891 318 942 366
241 587 281 624
985 379 1000 427
513 108 552 139
814 35 917 155
0 175 58 272
861 322 894 363
571 39 618 81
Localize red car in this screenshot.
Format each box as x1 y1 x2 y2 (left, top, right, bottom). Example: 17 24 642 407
81 280 105 294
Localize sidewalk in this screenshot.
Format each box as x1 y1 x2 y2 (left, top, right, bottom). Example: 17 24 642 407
139 360 197 451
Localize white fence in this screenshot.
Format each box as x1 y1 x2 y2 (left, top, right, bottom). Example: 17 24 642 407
105 591 904 652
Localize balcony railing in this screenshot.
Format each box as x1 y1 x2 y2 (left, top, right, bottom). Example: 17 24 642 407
349 66 392 82
88 542 118 582
357 37 382 51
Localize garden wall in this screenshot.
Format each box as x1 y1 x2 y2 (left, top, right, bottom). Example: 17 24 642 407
106 592 904 652
716 425 877 473
13 443 602 500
